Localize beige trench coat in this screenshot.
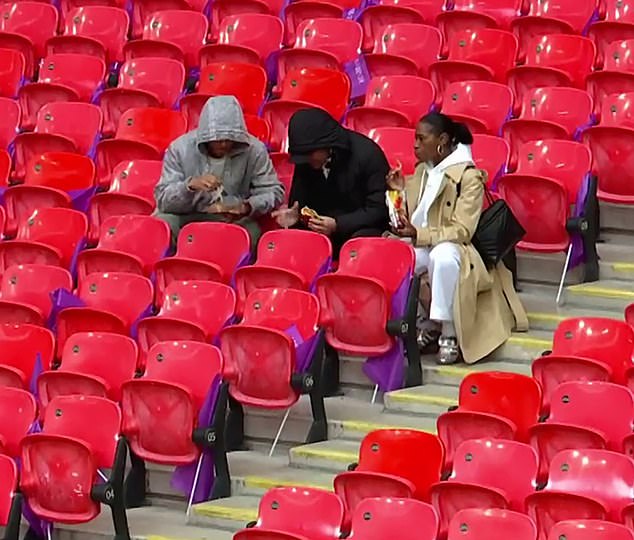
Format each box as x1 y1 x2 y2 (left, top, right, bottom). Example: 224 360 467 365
404 162 528 364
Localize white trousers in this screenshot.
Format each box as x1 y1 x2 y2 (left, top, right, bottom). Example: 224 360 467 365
415 242 461 322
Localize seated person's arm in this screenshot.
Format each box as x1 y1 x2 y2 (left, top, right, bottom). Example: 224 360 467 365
415 168 485 247
245 146 285 216
154 143 198 214
334 151 390 236
272 168 308 229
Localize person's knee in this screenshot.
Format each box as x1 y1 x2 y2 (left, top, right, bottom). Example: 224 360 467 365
429 243 461 273
350 227 384 239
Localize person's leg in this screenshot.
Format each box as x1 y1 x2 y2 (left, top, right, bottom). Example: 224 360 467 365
153 211 190 252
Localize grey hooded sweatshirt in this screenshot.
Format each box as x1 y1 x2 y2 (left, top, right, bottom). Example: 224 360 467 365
155 95 284 215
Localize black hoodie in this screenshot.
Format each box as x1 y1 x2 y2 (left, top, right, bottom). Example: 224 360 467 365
287 108 390 242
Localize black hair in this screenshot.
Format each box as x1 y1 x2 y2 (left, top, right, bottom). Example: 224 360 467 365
419 112 474 145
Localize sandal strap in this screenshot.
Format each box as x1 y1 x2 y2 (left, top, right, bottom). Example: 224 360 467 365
418 328 441 347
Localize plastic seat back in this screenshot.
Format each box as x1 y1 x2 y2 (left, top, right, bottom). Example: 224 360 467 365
0 323 54 388
448 508 538 540
0 97 19 148
359 4 425 52
356 429 444 501
283 1 354 47
599 91 634 128
35 53 106 101
35 101 103 155
369 127 417 174
116 107 186 154
293 17 361 64
0 48 24 98
471 134 509 185
0 386 36 457
24 152 95 191
548 520 634 540
349 497 439 540
0 150 9 188
438 0 522 36
0 454 18 527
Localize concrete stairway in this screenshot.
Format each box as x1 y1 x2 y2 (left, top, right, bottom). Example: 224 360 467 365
45 200 634 540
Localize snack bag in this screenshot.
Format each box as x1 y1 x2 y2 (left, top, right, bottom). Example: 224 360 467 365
386 189 404 228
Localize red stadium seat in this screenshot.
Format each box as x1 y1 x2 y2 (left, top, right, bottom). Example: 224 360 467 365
348 497 439 540
0 97 19 149
129 0 193 40
359 4 425 53
365 23 442 79
0 454 21 540
180 62 267 129
76 214 170 282
262 67 351 151
529 381 634 481
526 449 634 540
548 520 634 540
283 0 357 47
98 57 185 136
441 80 513 135
588 0 634 68
431 440 538 536
211 0 284 41
20 395 128 533
234 487 345 540
0 48 24 98
201 14 284 67
95 108 186 187
45 6 130 66
154 222 251 305
4 151 95 237
234 229 331 315
0 323 54 389
136 280 236 368
0 150 9 189
508 34 596 109
448 508 538 540
0 2 58 78
369 127 416 174
430 29 519 101
38 332 137 407
471 134 510 186
0 207 88 273
436 0 523 41
245 114 270 144
436 371 542 472
346 75 435 135
124 10 207 70
88 159 161 243
503 86 593 167
55 272 154 356
0 386 37 457
0 263 72 325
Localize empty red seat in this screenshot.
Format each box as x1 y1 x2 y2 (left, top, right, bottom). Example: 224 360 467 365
38 332 137 409
283 0 358 46
437 0 523 42
359 3 425 53
123 10 207 71
180 62 267 130
430 29 519 101
261 67 351 151
4 151 95 237
0 323 54 389
98 57 185 136
45 6 130 66
0 263 72 325
0 150 9 189
88 159 161 243
0 207 88 273
587 39 634 117
0 454 20 540
55 272 154 356
431 439 538 537
346 75 435 135
365 23 442 79
234 487 345 540
508 34 596 109
448 508 538 540
154 222 251 305
471 133 510 186
348 497 439 540
436 371 542 472
526 449 634 540
503 86 593 168
441 80 513 135
234 229 331 314
0 96 19 149
128 0 194 39
76 214 170 282
548 520 634 540
201 13 284 67
0 48 24 98
211 0 284 42
529 381 634 481
0 2 58 78
245 113 270 144
369 127 416 174
95 107 186 187
588 0 634 68
20 395 128 533
0 386 37 457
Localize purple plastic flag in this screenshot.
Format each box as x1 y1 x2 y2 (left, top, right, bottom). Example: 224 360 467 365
570 174 590 269
308 256 332 293
229 249 253 289
68 186 98 214
344 56 371 101
362 272 411 392
28 352 43 401
171 377 221 503
285 324 319 373
47 288 86 333
129 302 156 340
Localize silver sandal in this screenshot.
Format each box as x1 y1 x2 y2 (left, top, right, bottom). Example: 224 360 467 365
417 325 441 353
438 336 461 365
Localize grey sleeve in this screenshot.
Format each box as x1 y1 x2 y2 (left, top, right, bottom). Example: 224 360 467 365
246 146 285 216
154 143 197 214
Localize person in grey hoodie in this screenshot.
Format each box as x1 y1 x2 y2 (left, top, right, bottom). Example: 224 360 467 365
154 95 284 248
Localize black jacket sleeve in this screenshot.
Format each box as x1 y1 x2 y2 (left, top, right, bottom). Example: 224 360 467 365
334 148 390 236
288 166 309 229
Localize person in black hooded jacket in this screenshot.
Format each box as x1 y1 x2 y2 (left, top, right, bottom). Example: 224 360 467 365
272 108 390 255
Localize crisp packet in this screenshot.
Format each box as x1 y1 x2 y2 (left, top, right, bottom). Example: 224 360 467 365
386 189 404 228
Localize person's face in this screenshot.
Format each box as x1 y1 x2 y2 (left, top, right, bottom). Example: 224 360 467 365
306 149 330 170
414 122 449 165
207 140 234 158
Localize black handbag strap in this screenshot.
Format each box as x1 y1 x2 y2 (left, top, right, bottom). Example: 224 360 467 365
455 165 494 206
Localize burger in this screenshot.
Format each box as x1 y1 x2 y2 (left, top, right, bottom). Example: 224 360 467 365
300 206 319 223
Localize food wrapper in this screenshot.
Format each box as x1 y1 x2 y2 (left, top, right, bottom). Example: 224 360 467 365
300 206 319 224
386 189 404 228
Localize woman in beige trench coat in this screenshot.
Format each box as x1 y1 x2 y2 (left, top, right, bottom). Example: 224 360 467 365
390 112 528 365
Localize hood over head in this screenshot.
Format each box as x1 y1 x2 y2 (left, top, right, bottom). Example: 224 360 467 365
196 95 250 155
288 108 350 164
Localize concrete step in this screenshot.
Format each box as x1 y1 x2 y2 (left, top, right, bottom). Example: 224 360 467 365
385 383 458 415
565 279 634 312
289 439 360 472
422 357 533 387
189 495 260 531
600 201 634 234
